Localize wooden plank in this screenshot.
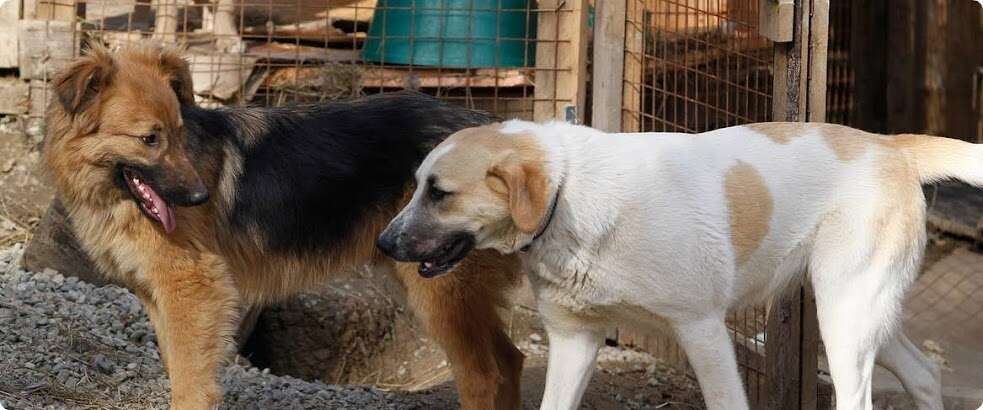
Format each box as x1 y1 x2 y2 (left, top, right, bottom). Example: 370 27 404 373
759 0 794 43
768 0 827 407
885 0 918 133
807 0 829 123
766 284 803 410
245 43 360 63
263 66 534 90
923 0 947 135
771 0 806 121
32 0 76 21
27 78 50 118
533 0 590 123
0 0 20 68
241 19 366 44
800 284 819 410
0 78 29 115
849 0 888 132
621 0 644 132
18 19 78 81
591 0 627 132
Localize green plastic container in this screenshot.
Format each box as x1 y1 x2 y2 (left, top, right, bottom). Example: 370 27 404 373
362 0 536 68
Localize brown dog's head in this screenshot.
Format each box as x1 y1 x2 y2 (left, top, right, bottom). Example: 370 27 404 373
377 123 553 277
43 43 206 234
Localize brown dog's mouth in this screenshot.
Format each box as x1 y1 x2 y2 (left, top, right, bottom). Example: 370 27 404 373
418 235 475 278
123 168 176 234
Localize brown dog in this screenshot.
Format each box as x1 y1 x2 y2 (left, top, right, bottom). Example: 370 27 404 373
42 44 523 409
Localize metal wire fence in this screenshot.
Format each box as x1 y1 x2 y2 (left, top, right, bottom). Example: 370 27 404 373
618 0 774 405
30 0 588 123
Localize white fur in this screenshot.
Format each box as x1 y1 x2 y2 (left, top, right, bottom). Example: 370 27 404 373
485 120 955 410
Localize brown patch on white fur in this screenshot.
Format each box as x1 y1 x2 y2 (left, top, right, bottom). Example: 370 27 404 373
747 122 873 162
820 126 869 161
44 45 525 410
724 161 773 266
431 124 551 235
744 122 805 144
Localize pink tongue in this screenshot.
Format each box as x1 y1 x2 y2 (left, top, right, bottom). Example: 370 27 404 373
145 187 176 234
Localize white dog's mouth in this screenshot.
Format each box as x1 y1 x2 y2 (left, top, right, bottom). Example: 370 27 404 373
418 235 475 278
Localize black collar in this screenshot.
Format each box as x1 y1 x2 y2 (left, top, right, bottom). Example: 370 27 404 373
520 187 560 252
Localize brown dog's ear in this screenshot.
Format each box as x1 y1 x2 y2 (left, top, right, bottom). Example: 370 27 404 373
52 46 116 117
158 48 196 106
488 151 551 233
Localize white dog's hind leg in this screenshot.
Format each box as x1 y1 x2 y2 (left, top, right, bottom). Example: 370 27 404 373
674 315 750 410
813 261 906 410
876 331 943 410
539 325 604 410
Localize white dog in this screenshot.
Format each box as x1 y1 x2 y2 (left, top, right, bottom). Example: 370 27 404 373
376 120 960 410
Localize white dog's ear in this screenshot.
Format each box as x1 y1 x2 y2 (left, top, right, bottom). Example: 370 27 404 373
487 151 550 233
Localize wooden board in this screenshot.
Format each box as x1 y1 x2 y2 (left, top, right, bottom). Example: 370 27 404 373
591 0 627 132
317 0 377 23
263 66 534 90
0 0 20 68
0 78 29 115
242 19 366 44
18 19 78 81
246 43 360 63
533 0 590 122
621 0 644 132
31 0 76 21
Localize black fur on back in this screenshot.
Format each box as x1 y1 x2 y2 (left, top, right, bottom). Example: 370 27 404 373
181 91 498 253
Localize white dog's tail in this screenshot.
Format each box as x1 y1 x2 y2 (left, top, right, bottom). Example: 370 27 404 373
899 134 983 186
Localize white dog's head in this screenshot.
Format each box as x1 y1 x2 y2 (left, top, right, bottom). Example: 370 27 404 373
376 123 553 277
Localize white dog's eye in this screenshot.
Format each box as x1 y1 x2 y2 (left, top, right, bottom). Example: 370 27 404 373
428 184 450 202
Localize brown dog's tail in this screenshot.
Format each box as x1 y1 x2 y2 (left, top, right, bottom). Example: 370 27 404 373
897 134 983 186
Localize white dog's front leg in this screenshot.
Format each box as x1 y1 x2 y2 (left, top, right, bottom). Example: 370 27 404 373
540 325 604 410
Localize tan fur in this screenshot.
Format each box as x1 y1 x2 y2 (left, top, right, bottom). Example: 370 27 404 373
747 122 871 162
820 126 869 161
427 126 551 240
723 161 773 266
44 45 524 410
744 122 803 144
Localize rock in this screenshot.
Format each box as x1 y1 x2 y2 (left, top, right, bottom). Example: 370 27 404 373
22 201 107 286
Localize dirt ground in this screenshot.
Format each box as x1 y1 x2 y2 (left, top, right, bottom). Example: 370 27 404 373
0 128 51 247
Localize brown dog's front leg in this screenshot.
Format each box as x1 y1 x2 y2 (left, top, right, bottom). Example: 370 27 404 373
396 259 524 410
143 252 240 410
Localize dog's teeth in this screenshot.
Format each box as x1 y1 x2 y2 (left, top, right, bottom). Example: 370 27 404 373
143 193 151 200
151 207 159 214
132 178 139 184
423 262 433 268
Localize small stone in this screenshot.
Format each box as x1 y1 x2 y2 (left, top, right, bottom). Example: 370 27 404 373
529 333 542 343
92 354 113 374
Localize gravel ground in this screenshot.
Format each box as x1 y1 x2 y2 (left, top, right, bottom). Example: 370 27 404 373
0 240 704 409
0 243 453 410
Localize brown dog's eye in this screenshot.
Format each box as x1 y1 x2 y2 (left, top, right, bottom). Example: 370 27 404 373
141 133 159 146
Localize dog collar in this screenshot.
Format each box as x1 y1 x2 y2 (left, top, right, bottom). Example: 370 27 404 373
520 187 560 252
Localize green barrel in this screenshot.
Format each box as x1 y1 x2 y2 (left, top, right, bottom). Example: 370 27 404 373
362 0 536 68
